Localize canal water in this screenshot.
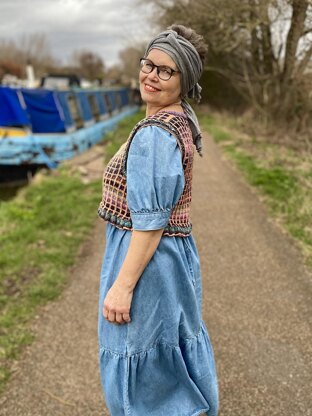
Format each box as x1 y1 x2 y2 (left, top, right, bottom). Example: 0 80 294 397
0 182 26 202
0 167 39 202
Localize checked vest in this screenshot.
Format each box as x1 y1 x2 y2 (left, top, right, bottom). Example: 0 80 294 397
98 111 194 237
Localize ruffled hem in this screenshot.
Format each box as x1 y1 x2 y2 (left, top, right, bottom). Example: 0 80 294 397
98 322 218 416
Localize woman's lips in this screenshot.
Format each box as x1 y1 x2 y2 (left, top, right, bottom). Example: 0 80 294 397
144 83 161 92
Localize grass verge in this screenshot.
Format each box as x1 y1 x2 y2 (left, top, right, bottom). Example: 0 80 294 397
0 166 101 393
0 110 144 394
198 110 312 268
103 111 145 163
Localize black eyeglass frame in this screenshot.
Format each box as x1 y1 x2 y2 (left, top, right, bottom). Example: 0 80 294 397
139 58 180 81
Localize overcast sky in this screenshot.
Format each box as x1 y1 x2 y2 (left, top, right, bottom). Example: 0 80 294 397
0 0 156 67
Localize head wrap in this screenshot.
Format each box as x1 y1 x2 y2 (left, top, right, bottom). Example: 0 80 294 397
144 29 204 156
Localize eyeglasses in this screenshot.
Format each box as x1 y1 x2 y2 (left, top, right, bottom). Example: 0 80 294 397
139 58 180 81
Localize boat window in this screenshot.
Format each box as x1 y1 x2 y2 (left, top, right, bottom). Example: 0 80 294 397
115 92 122 111
103 93 112 116
67 94 84 129
88 94 100 121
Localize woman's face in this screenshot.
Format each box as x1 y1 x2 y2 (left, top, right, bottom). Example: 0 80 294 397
139 48 182 110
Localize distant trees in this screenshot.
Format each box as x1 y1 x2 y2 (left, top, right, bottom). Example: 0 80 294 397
146 0 312 140
0 59 23 81
18 33 57 70
0 33 106 83
0 33 58 81
98 44 145 86
0 30 144 87
70 50 105 81
118 44 146 83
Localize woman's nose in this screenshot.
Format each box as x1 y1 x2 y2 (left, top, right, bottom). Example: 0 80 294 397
147 67 159 80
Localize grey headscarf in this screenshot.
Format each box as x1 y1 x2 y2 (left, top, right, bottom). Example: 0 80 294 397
145 29 204 156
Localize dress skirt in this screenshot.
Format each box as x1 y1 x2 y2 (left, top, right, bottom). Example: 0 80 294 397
97 123 219 415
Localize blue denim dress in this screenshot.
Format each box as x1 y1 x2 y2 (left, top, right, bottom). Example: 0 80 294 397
98 126 219 416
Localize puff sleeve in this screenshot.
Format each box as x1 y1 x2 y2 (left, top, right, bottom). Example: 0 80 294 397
126 125 185 231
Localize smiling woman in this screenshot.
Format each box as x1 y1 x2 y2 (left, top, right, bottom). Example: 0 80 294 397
139 49 182 115
97 24 219 416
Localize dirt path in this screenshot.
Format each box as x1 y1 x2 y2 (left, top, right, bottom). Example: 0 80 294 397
0 134 311 416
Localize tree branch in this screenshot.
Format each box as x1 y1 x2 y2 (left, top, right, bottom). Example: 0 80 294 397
295 43 312 75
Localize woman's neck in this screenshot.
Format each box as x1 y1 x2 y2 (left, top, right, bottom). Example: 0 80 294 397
146 102 183 117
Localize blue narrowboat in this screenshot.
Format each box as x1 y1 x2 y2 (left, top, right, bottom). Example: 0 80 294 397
0 85 138 182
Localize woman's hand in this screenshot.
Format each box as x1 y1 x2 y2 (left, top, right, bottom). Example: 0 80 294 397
102 279 133 325
102 229 164 325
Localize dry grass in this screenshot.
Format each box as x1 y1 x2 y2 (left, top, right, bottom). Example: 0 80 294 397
198 107 312 269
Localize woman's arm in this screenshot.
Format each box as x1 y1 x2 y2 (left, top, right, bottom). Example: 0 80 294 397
102 228 164 325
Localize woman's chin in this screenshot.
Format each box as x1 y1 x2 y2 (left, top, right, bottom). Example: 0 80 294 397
142 96 161 107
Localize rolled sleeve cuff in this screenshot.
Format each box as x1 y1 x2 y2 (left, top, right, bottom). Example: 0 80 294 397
130 210 171 231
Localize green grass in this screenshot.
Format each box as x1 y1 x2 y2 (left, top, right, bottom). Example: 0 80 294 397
198 111 312 267
199 115 232 143
0 167 101 392
103 111 145 162
0 110 144 394
225 149 298 203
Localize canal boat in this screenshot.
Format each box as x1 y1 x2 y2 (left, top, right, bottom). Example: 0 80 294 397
0 85 138 182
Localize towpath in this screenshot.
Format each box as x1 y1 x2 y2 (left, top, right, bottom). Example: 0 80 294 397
0 133 311 415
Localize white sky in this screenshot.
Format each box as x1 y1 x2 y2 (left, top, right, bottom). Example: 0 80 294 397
0 0 157 67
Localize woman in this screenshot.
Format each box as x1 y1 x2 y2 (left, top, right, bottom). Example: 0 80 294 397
98 25 219 416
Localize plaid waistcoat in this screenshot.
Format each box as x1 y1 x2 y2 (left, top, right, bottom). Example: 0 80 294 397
98 111 194 237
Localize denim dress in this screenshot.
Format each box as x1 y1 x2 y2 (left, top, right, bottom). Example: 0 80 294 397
98 125 219 416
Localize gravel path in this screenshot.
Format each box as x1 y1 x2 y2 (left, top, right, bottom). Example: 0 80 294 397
0 134 311 415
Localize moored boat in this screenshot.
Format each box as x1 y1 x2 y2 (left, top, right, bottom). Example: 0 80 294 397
0 85 138 183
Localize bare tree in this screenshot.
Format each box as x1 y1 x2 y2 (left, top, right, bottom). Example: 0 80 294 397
0 60 23 81
118 43 146 84
105 64 123 84
0 33 58 79
70 49 105 81
18 33 56 68
144 0 312 136
0 39 22 80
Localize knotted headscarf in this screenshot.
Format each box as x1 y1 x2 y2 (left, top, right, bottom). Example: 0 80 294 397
144 29 204 156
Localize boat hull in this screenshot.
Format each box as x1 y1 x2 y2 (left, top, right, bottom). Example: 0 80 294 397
0 106 138 182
